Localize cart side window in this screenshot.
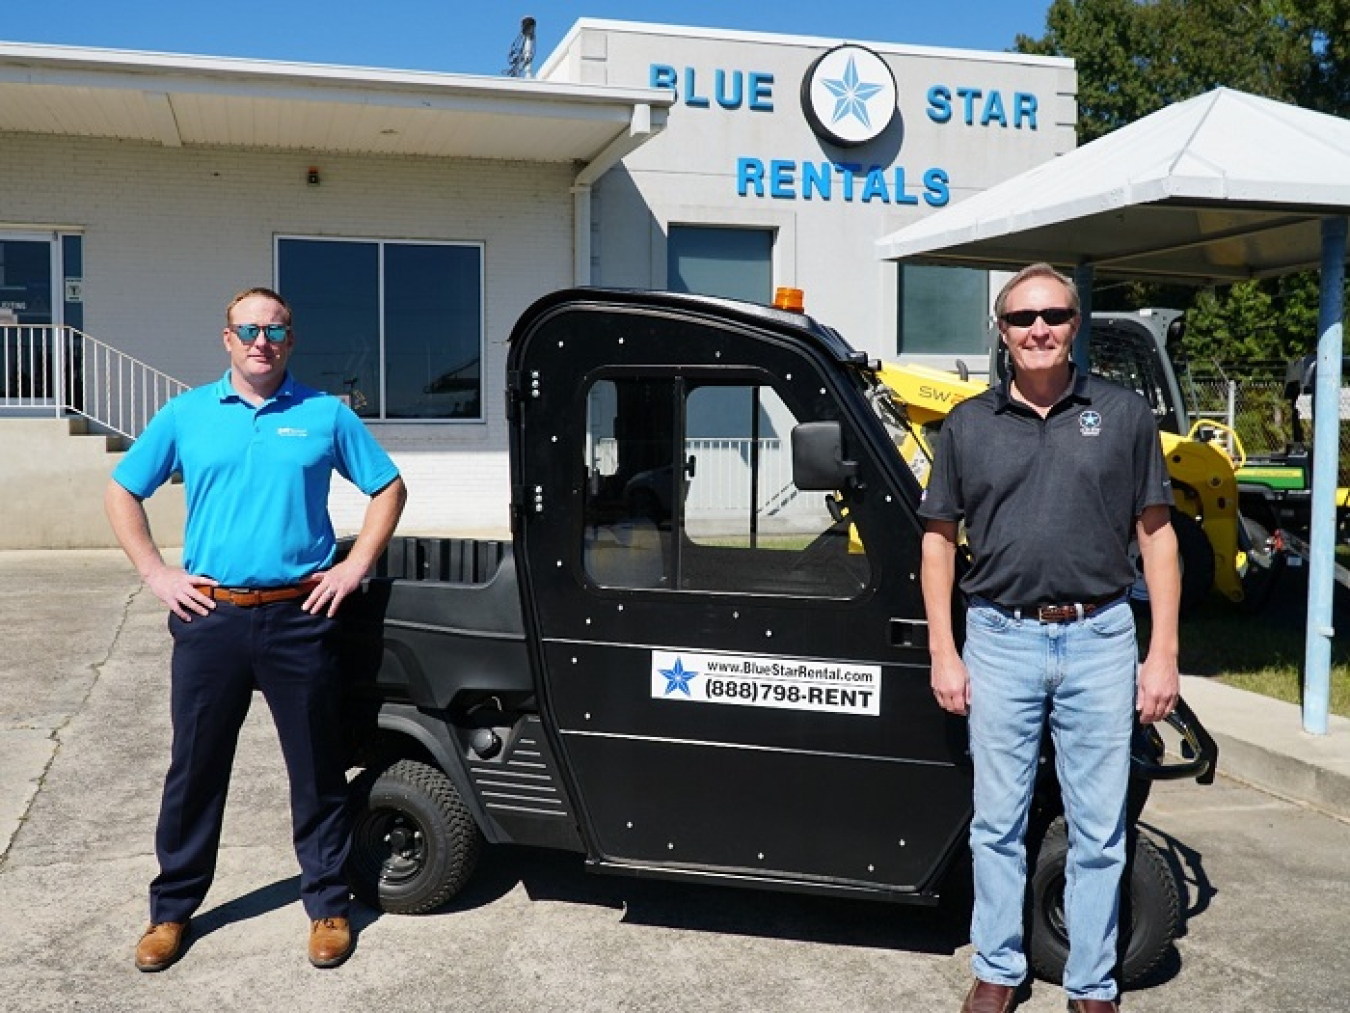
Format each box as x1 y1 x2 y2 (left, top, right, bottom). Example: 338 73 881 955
580 377 870 598
678 383 870 597
582 378 675 589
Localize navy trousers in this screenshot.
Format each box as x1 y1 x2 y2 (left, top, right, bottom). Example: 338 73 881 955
150 601 350 922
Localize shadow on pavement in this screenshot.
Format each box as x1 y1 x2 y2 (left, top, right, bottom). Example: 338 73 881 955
426 843 968 956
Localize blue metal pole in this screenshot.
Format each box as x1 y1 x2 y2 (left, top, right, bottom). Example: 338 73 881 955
1303 217 1346 735
1073 265 1094 372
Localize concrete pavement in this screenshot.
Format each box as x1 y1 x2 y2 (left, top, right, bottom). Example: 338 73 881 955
2 549 1348 1013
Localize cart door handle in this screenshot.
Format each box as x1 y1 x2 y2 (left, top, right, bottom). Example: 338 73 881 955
889 619 928 649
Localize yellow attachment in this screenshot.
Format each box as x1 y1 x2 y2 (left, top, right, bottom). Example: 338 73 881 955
1159 430 1244 602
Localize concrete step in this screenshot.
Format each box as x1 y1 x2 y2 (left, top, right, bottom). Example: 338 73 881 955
2 418 184 549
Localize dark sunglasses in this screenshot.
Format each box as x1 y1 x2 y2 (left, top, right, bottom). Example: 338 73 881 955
230 323 290 343
1000 307 1077 328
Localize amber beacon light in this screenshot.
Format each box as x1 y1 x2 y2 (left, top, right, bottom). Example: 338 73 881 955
773 287 805 312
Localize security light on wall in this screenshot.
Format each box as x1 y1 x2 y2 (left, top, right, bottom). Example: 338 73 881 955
307 166 320 186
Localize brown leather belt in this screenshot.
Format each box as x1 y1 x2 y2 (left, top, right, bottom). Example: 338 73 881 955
1004 592 1125 624
205 578 319 608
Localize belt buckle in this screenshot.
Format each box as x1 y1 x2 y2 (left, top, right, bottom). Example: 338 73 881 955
1037 603 1079 623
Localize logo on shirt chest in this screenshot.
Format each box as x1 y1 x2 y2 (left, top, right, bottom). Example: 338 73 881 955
1078 410 1102 437
275 426 309 438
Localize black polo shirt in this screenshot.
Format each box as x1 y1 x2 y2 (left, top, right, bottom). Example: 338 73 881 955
918 369 1172 605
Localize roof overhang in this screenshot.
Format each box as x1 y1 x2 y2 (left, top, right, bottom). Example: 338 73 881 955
0 41 671 162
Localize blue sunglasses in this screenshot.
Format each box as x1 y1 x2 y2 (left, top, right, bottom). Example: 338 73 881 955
230 323 290 343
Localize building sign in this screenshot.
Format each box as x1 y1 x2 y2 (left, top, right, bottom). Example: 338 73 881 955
800 45 897 148
649 45 1044 210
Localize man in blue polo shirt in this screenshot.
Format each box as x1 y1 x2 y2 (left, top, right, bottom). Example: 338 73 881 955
920 264 1180 1013
105 286 406 973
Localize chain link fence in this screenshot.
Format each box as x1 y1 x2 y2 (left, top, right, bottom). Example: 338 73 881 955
1186 360 1349 488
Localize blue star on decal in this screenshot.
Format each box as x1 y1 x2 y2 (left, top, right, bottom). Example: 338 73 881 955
822 56 885 128
660 658 699 696
1082 410 1102 428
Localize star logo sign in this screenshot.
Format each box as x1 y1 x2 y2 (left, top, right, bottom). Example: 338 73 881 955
659 657 699 696
822 56 884 130
802 44 898 148
1079 410 1103 437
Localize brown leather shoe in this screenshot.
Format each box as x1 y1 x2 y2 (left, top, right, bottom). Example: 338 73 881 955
1067 1001 1119 1012
135 921 187 972
960 979 1017 1013
308 916 352 968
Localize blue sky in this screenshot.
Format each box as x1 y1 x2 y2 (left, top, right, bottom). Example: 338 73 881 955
2 2 1055 75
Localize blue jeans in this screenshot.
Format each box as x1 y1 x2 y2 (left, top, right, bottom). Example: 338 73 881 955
963 597 1136 1000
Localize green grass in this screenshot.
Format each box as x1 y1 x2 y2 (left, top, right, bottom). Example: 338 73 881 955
1140 583 1350 718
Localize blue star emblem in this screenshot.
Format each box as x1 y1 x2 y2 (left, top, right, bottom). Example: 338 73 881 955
1081 410 1102 428
659 658 698 696
821 56 885 129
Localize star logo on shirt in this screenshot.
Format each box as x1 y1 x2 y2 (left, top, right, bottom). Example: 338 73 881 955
1079 410 1103 437
659 658 699 696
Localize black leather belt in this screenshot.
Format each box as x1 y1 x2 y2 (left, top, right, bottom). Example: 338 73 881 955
1001 592 1126 624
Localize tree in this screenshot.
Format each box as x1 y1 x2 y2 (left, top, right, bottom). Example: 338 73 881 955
1016 1 1349 367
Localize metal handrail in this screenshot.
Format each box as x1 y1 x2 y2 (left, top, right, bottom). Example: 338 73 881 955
1 324 187 440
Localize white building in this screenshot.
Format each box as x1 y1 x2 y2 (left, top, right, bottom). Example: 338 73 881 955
0 21 1074 540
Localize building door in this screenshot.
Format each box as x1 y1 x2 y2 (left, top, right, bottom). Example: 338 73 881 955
0 234 56 327
0 233 60 404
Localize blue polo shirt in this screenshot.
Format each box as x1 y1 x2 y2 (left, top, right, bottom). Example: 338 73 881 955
113 371 400 587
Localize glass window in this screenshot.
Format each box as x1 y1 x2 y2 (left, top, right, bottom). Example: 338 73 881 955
668 226 773 304
581 375 868 598
897 264 990 356
278 238 483 420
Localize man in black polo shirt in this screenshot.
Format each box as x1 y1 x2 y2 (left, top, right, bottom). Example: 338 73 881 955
919 263 1180 1013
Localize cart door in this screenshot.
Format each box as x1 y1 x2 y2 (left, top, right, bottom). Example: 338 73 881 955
512 301 971 897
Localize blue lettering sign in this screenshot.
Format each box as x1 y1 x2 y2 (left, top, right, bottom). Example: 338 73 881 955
802 162 831 200
1015 92 1038 129
929 84 1039 130
685 67 710 108
738 158 766 197
648 65 774 110
927 85 952 124
737 157 950 206
862 168 889 203
980 91 1007 127
715 69 743 110
836 163 860 201
749 72 774 111
956 87 982 125
923 168 950 207
891 167 918 206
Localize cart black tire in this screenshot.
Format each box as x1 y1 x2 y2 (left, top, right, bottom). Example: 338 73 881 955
345 758 483 915
1028 817 1180 987
1128 507 1214 617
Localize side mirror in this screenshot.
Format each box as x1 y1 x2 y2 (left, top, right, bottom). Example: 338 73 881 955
792 421 858 491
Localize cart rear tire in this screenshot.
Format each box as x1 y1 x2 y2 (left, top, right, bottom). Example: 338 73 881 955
1028 817 1179 987
345 758 483 914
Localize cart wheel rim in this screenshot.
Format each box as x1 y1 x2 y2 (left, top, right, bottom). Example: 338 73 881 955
354 808 427 886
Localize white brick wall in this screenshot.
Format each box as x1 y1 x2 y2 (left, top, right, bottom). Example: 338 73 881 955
2 132 576 535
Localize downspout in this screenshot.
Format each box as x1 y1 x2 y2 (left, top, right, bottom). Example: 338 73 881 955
573 102 657 287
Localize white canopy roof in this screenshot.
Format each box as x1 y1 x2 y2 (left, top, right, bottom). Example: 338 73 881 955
876 87 1350 283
